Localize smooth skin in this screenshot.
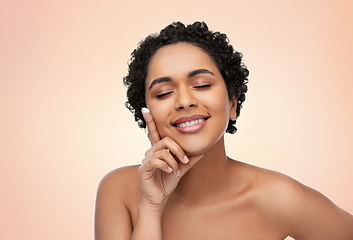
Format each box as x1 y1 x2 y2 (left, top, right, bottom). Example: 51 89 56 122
95 43 353 240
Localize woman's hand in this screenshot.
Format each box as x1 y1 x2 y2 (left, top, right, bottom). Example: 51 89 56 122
139 108 203 210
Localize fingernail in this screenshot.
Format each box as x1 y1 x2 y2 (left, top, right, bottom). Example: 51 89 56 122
183 155 189 163
167 167 172 173
176 170 181 176
142 107 150 113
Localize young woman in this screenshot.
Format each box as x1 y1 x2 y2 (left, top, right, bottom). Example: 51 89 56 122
95 22 353 240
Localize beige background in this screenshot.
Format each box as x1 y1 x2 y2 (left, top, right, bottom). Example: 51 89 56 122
1 0 352 239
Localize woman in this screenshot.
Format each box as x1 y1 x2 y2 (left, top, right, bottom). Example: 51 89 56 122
95 22 353 240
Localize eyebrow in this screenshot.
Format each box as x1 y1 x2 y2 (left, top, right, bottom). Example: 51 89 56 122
148 68 214 90
188 68 214 78
148 77 172 90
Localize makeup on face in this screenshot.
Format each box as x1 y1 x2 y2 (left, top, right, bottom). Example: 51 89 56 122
149 68 215 90
144 42 235 155
172 114 209 134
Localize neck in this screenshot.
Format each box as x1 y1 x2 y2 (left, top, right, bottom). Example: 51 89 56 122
172 136 232 205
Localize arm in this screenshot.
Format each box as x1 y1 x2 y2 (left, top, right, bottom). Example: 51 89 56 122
94 167 135 240
266 173 353 240
287 183 353 240
95 108 203 240
131 202 164 240
131 108 203 240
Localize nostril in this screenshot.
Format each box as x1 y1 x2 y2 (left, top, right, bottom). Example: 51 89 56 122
175 92 198 110
189 103 196 107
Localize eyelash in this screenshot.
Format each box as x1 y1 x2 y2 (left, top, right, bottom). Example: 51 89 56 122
194 84 211 89
155 85 211 99
156 92 173 98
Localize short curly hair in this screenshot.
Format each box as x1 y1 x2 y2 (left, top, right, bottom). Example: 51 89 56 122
123 21 249 134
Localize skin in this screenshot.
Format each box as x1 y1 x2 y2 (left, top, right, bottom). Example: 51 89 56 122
95 42 353 240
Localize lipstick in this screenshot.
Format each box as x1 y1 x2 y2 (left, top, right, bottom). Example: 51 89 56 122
172 114 209 133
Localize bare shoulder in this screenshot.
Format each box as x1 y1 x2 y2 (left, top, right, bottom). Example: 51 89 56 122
97 165 140 192
95 165 141 240
96 165 140 204
236 161 353 239
232 161 307 213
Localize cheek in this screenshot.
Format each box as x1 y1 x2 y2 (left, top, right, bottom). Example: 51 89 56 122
147 101 171 136
205 90 230 114
212 95 231 128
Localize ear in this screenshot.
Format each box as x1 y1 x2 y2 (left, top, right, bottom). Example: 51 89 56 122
229 97 237 120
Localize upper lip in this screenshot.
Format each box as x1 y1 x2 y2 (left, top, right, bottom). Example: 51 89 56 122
172 114 209 126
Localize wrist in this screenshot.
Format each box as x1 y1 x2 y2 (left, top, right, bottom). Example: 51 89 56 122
132 201 164 240
138 200 166 216
133 201 165 239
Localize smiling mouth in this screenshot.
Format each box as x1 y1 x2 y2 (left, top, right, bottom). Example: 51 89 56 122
174 118 205 128
172 117 209 128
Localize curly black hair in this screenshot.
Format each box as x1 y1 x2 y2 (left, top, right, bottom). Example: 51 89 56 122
123 21 249 134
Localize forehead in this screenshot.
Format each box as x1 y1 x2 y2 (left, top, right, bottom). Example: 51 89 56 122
146 42 220 83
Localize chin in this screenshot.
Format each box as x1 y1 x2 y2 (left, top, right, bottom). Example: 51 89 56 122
179 142 211 156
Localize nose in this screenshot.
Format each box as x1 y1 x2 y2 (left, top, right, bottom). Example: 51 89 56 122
174 86 198 110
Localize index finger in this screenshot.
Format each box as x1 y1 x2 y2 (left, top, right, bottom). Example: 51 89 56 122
141 108 160 146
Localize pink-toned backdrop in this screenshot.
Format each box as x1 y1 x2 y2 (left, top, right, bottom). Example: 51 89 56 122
1 0 352 239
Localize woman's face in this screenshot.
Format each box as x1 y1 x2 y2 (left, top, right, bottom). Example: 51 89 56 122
145 42 236 155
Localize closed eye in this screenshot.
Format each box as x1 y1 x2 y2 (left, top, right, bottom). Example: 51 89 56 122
156 91 173 98
194 84 211 89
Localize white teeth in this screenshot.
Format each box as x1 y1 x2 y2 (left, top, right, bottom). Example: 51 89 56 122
177 118 205 128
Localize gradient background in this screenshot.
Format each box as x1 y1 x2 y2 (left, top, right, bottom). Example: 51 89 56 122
1 0 352 239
